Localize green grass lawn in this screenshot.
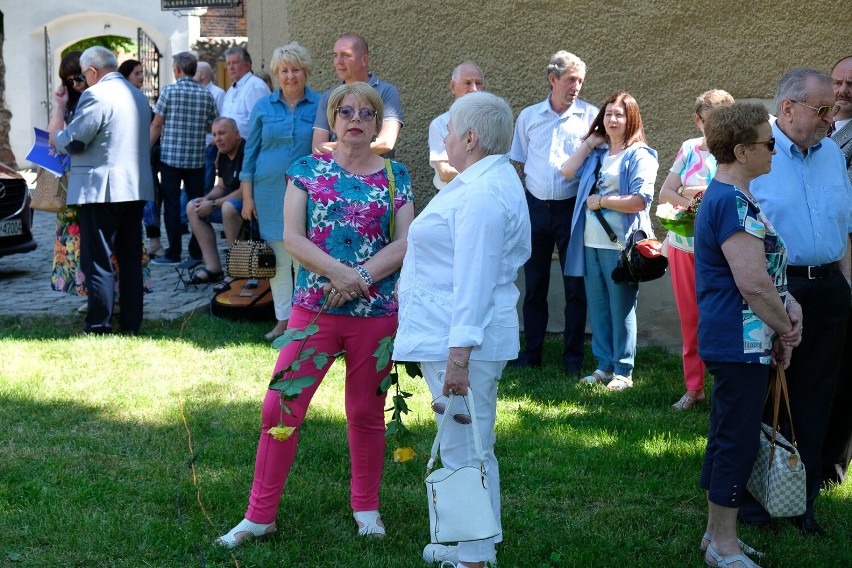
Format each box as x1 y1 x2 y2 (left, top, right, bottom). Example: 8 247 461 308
1 314 849 567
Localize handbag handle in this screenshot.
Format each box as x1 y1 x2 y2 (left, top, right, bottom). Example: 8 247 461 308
426 371 486 482
766 365 798 467
384 159 396 239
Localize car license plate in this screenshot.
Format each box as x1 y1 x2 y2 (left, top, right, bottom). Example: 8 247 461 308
0 219 22 237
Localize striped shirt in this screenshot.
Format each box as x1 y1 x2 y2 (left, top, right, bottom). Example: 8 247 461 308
154 77 218 168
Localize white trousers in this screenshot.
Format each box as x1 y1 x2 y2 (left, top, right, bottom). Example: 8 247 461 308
267 240 296 322
422 359 505 563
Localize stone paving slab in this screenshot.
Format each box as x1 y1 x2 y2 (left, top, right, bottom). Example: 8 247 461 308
0 172 224 323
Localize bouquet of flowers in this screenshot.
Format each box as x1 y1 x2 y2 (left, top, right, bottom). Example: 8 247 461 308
656 193 702 237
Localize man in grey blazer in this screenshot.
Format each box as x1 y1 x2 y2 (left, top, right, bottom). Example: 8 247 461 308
49 46 154 335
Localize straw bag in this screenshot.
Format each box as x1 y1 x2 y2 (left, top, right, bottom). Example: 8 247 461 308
32 167 67 213
747 366 806 517
226 220 276 279
425 382 500 544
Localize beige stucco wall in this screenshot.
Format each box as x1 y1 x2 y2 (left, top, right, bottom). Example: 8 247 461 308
248 0 850 350
250 0 849 208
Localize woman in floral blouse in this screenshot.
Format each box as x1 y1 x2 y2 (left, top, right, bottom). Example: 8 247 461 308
217 82 414 548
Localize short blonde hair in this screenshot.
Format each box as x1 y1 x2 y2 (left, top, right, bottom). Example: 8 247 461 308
326 82 384 132
270 42 313 77
694 89 734 117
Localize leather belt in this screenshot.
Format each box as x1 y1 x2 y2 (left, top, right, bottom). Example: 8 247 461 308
787 261 840 279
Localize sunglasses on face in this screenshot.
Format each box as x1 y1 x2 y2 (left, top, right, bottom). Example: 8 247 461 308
791 100 839 119
65 74 86 84
431 396 472 425
336 105 376 121
752 136 776 152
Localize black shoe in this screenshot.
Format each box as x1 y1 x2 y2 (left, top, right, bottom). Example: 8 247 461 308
790 514 825 536
510 356 541 369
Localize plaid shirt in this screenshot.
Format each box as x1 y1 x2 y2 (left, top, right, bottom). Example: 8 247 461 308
154 77 218 168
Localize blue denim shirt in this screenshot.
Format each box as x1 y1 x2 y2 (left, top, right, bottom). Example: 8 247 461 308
749 121 852 266
564 143 659 277
239 87 320 241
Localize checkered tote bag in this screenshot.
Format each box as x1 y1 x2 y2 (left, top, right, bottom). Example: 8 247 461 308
747 366 806 517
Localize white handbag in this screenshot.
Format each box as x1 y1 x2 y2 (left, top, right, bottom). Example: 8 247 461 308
425 383 500 544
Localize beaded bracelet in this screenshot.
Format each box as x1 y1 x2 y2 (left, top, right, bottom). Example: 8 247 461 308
354 265 373 286
449 357 469 369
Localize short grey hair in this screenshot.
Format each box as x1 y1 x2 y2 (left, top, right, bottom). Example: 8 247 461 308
775 67 832 113
173 52 198 77
213 116 240 132
546 51 586 85
80 46 118 72
224 46 252 64
452 60 483 82
270 42 313 77
449 91 514 156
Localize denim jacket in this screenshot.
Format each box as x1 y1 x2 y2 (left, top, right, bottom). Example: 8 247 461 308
564 143 658 277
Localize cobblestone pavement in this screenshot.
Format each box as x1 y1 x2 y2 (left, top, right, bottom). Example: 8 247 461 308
0 172 225 323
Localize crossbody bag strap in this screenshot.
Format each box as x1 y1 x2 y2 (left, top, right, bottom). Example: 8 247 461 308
589 155 622 249
426 372 485 480
385 158 396 239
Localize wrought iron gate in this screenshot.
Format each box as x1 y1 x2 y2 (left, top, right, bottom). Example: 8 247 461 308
137 28 160 107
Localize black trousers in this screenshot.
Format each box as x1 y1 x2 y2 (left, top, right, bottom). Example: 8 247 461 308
821 308 852 484
78 201 146 334
739 271 849 522
160 163 204 261
519 192 586 369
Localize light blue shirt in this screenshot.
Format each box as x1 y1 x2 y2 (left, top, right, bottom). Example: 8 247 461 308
239 87 320 242
509 96 598 200
750 121 852 266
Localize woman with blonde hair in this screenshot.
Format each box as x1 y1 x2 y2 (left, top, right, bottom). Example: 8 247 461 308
217 82 414 548
659 90 734 410
239 42 320 340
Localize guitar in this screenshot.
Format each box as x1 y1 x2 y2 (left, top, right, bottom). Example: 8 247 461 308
210 278 275 321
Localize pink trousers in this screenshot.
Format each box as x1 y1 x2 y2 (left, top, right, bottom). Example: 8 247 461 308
245 307 396 524
668 246 705 391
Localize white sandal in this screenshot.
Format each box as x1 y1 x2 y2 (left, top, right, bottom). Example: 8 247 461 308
701 532 764 557
606 375 633 391
215 517 276 549
580 369 613 384
353 510 385 537
705 544 761 567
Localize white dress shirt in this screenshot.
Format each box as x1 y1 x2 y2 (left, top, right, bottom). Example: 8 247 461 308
428 110 451 190
393 154 532 362
509 97 598 200
221 71 270 140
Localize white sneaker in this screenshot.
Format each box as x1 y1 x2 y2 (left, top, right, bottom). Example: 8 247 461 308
424 544 458 564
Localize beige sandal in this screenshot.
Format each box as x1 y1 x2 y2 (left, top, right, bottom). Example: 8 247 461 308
606 375 633 391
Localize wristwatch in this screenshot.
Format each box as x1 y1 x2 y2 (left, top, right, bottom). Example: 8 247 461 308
210 200 219 210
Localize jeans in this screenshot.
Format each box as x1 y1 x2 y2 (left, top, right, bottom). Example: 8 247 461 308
583 246 638 377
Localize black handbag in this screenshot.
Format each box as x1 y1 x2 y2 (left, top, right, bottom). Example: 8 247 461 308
226 220 276 279
594 210 667 284
589 159 667 284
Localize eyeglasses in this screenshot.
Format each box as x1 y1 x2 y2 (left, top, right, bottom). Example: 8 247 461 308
431 396 472 425
752 137 776 152
336 106 377 121
790 100 840 119
65 74 86 84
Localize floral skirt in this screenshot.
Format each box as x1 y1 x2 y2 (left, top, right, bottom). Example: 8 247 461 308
51 206 153 296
